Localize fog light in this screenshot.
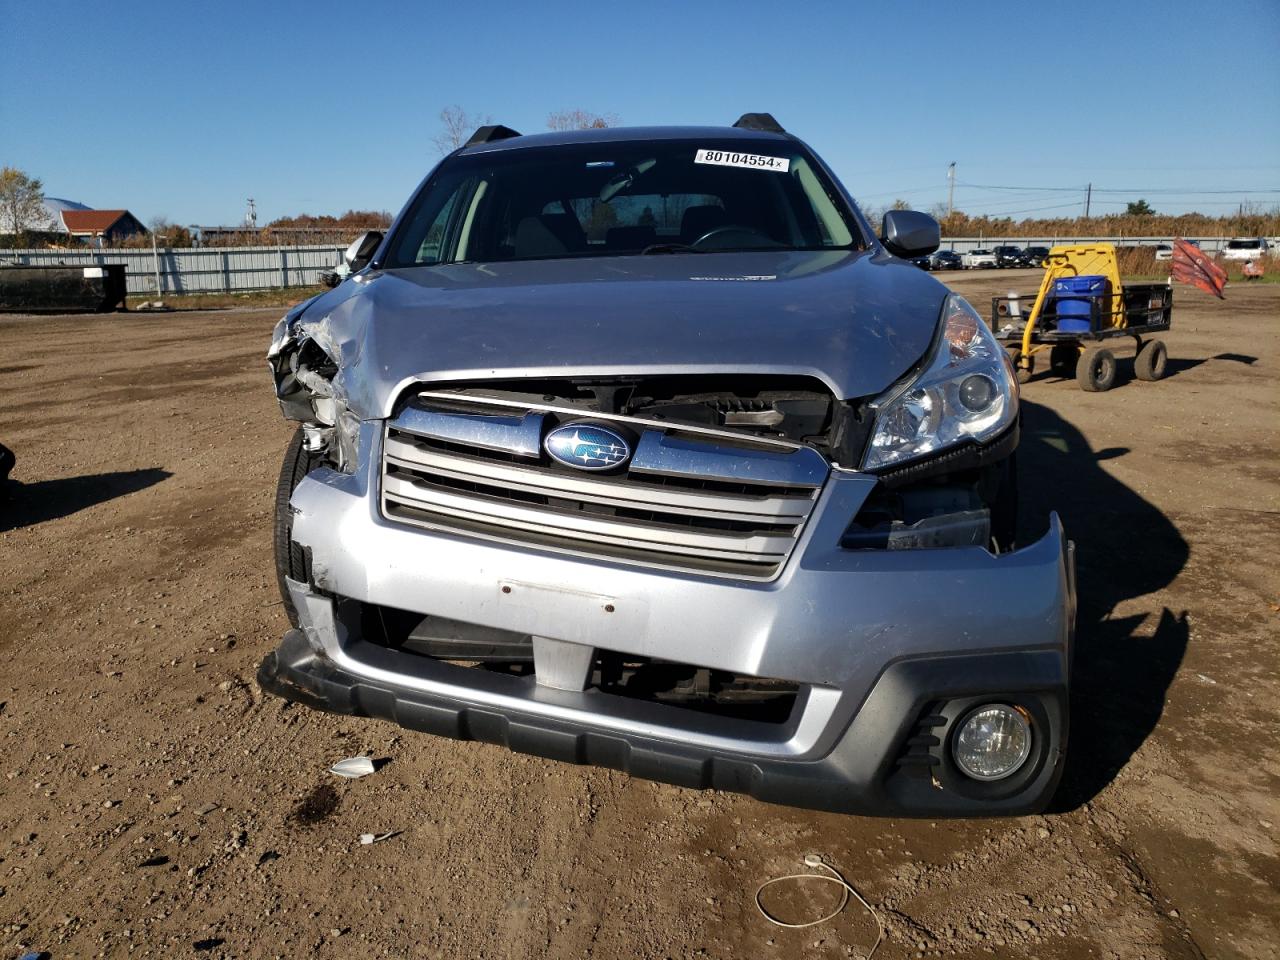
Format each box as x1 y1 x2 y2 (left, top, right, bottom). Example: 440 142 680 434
953 704 1032 781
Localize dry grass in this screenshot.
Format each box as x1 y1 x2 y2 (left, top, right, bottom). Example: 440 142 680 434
126 285 326 311
1115 247 1280 283
938 209 1280 239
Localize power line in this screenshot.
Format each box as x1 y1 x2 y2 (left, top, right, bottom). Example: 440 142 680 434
957 180 1280 195
953 191 1092 212
958 181 1084 193
853 185 941 201
961 200 1091 217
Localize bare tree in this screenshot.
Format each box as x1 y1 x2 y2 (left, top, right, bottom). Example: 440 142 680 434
148 217 194 247
0 166 47 235
433 105 493 154
547 109 619 131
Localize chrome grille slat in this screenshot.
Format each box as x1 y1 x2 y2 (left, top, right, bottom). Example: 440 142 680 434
383 475 799 557
384 436 813 522
629 430 829 487
385 495 791 564
393 404 544 457
381 396 830 580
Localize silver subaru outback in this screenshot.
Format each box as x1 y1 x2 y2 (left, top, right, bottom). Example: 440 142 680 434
259 114 1074 817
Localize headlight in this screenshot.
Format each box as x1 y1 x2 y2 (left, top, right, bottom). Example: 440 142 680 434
269 320 360 474
952 704 1032 781
862 294 1017 471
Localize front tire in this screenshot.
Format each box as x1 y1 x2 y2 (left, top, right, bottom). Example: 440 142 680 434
274 426 325 627
1076 347 1117 392
1011 350 1035 383
1134 338 1168 381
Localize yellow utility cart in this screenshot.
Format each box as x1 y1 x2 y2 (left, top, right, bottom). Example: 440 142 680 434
989 243 1172 392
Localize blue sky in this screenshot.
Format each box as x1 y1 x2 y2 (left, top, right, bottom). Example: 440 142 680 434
3 0 1278 226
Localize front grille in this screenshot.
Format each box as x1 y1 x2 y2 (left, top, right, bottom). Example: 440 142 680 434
380 392 830 579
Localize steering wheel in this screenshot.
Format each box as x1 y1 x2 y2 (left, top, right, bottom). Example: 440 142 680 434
691 225 781 250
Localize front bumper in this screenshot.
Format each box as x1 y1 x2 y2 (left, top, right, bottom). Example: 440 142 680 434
260 426 1076 817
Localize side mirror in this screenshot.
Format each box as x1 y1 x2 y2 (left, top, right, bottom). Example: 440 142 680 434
344 230 384 272
880 211 940 258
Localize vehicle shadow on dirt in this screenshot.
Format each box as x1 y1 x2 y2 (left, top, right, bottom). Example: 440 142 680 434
0 468 171 533
1016 400 1189 811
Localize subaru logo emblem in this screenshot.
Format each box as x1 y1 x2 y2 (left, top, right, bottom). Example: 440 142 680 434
544 423 632 472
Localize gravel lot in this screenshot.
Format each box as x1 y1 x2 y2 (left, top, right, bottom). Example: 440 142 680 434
1 270 1276 959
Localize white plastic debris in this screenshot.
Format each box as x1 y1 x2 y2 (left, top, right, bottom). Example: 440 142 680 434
359 831 397 845
329 756 376 779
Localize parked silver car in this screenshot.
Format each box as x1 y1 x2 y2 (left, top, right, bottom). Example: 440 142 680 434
260 115 1074 817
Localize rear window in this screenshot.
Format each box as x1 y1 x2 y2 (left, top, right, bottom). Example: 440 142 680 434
1226 239 1262 250
384 138 864 267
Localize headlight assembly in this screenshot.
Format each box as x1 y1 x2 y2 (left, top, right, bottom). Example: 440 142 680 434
268 317 360 474
862 294 1018 472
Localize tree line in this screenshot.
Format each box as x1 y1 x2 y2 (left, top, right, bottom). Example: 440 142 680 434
859 196 1280 239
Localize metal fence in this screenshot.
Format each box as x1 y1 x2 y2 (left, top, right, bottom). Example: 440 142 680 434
0 244 345 295
0 236 1269 296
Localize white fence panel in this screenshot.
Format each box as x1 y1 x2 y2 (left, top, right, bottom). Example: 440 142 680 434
0 244 346 295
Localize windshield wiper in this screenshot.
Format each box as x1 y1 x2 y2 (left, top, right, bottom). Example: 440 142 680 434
640 242 703 255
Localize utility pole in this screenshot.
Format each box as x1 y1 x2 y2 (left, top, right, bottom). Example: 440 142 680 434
1084 183 1092 219
947 162 956 218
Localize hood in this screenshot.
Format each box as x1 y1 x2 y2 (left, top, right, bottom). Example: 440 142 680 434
287 248 949 419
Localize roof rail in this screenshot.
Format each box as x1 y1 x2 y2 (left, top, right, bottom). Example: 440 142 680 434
464 124 522 147
732 113 785 134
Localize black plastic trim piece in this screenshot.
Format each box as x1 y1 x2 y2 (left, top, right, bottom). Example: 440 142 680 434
257 631 1067 818
732 112 786 134
872 419 1020 489
465 124 522 147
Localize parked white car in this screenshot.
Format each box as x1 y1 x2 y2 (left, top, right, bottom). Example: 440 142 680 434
1153 243 1174 261
962 248 997 269
1221 238 1271 261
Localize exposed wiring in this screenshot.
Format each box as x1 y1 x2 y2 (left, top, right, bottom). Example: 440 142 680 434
755 854 884 958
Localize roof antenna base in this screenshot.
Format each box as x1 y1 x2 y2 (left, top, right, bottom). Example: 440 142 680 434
733 113 785 134
465 125 522 147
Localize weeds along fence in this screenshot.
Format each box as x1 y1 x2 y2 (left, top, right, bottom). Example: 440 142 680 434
0 245 346 295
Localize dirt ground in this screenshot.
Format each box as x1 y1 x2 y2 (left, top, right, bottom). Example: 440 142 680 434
1 270 1277 960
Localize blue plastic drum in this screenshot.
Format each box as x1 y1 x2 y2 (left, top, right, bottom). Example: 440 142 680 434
1051 275 1109 333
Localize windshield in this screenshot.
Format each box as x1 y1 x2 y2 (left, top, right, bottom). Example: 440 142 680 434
384 138 863 267
1227 239 1261 250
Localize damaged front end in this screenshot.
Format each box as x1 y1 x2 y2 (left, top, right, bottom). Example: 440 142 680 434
267 307 362 472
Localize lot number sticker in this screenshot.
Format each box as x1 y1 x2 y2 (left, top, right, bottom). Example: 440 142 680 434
695 149 790 172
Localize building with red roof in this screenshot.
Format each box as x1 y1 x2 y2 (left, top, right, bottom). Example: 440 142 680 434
60 209 147 246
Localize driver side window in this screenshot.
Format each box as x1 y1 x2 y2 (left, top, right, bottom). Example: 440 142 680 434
415 190 461 263
392 177 472 265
